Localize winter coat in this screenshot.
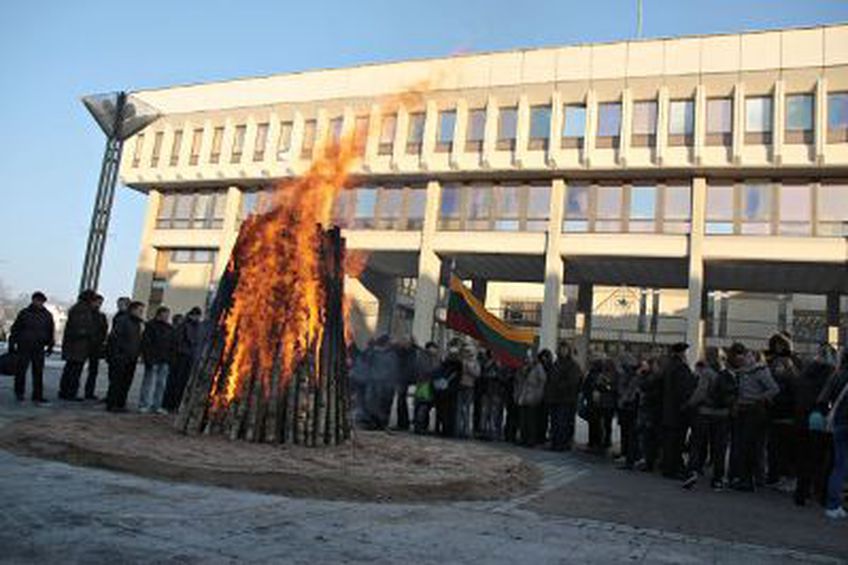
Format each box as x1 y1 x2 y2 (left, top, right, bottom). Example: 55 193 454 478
616 366 641 411
107 313 143 365
396 345 418 388
545 355 583 406
369 345 400 386
734 363 779 406
141 319 176 366
794 360 834 428
518 362 547 407
661 355 696 427
460 355 480 389
90 311 108 359
819 369 848 428
9 305 55 350
768 354 801 420
62 301 95 362
174 319 202 358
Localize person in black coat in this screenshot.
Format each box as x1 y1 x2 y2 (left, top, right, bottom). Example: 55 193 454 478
138 306 176 413
59 290 97 400
105 301 145 412
660 343 697 479
545 342 583 451
83 293 108 400
163 307 203 411
8 291 55 403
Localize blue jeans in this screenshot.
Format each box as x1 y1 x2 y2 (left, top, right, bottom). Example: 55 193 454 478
139 363 169 411
826 426 848 510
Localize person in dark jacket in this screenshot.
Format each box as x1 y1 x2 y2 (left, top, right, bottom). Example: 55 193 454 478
793 343 837 506
434 340 463 437
139 306 175 413
660 343 697 479
393 337 416 431
616 354 642 468
8 291 55 403
364 335 399 430
58 290 97 400
545 342 583 451
83 294 108 400
820 350 848 519
163 307 203 411
105 301 145 412
636 356 665 472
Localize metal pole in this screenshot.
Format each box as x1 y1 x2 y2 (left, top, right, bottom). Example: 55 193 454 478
636 0 643 39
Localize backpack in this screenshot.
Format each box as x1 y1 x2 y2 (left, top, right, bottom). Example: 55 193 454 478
708 369 738 410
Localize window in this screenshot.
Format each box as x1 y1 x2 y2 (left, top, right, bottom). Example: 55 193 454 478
328 117 343 149
828 93 848 143
629 184 657 232
706 98 733 145
156 191 226 230
466 108 486 152
786 94 814 143
376 186 404 229
169 129 183 166
132 134 144 167
353 186 377 229
664 184 691 234
740 183 772 234
745 96 773 143
406 187 427 230
632 101 658 147
150 131 164 167
253 122 268 161
668 100 694 145
778 183 812 235
818 183 848 236
172 193 194 229
231 125 246 163
437 110 456 152
467 184 492 229
156 194 175 228
596 185 623 232
241 191 260 220
169 249 217 264
563 183 590 232
596 102 621 147
378 113 396 155
528 105 550 151
189 128 203 165
406 112 425 155
497 106 517 151
276 121 293 159
562 104 586 148
526 184 551 232
439 184 462 229
493 184 520 231
210 126 224 164
354 116 369 156
706 184 734 234
301 120 316 158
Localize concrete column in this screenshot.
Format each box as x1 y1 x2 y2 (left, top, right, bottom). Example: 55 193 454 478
826 292 841 348
363 104 381 171
815 77 827 164
584 89 597 167
656 86 670 166
392 105 409 169
420 100 437 169
359 270 397 337
540 178 565 353
214 186 243 280
132 189 163 301
313 108 329 157
412 180 442 344
482 95 498 168
514 94 530 167
451 98 468 169
574 283 594 368
548 90 563 167
686 176 707 365
773 80 785 165
619 88 632 167
732 83 745 165
288 112 304 169
694 84 706 166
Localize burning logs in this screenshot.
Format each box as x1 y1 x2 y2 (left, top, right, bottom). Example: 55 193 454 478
177 221 351 447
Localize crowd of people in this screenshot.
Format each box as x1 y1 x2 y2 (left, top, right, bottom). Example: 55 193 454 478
6 290 204 414
351 332 848 520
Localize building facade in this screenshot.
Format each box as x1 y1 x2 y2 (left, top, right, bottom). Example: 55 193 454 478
120 24 848 362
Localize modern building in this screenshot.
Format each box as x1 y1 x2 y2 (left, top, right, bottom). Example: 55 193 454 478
118 23 848 363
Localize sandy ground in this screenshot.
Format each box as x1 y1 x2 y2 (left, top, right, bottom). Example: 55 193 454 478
0 410 539 502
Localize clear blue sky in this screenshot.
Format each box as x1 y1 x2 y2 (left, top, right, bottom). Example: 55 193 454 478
0 0 845 307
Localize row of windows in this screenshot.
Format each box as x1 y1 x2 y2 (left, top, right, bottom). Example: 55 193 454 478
156 191 226 229
133 91 848 169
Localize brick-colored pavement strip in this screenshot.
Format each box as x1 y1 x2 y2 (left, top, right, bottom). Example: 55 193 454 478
0 356 845 564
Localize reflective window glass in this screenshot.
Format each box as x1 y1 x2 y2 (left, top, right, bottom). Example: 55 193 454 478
563 105 586 138
563 184 589 232
632 101 658 135
439 185 462 218
354 187 377 228
669 100 694 135
786 94 814 131
597 103 622 137
778 183 811 235
746 97 773 133
529 106 551 139
494 184 520 231
707 98 733 133
818 184 848 236
498 107 518 140
467 109 486 141
828 93 848 131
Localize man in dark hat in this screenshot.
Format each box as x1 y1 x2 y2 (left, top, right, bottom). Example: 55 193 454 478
660 342 697 479
8 291 55 403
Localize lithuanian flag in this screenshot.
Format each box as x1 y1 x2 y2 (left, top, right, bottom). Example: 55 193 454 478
446 275 536 368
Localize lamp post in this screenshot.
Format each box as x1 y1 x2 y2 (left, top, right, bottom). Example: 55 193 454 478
79 91 159 293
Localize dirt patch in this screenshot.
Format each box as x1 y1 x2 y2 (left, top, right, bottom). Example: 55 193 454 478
0 410 540 502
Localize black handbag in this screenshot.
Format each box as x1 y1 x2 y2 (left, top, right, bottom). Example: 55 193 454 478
0 351 21 376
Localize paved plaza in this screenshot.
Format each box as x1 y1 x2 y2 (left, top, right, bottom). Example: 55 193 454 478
0 359 845 564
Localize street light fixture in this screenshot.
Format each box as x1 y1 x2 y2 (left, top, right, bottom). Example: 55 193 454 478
79 91 160 293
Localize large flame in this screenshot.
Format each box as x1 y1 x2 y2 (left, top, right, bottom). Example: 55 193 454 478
210 141 356 408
